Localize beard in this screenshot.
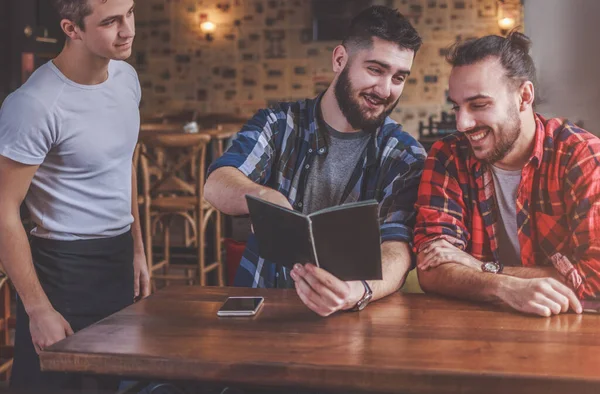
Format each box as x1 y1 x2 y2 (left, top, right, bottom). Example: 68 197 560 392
333 65 399 131
468 102 522 165
485 103 522 164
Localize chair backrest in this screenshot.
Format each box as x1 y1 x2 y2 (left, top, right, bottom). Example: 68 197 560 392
206 123 244 141
140 133 212 202
140 123 185 133
133 142 150 199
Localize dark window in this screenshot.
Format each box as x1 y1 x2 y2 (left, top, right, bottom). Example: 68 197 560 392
311 0 374 41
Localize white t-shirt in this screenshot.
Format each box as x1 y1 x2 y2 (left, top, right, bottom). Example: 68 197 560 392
0 60 141 240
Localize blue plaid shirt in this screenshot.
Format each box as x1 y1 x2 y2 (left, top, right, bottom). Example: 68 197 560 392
208 95 426 288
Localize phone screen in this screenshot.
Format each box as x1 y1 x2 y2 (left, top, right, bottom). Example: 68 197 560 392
217 297 264 316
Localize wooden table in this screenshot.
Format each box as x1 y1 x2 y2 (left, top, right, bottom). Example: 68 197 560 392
40 286 600 394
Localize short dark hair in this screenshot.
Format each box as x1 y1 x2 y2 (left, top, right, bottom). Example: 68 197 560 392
446 30 537 89
342 5 422 54
52 0 104 30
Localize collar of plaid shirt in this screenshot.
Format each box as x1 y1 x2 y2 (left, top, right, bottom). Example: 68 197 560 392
210 94 426 288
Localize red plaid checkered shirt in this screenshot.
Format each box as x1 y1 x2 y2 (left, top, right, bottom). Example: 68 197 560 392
414 114 600 299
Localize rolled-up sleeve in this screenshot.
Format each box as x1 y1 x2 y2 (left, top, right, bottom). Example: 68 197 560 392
379 142 426 244
552 141 600 299
413 140 470 253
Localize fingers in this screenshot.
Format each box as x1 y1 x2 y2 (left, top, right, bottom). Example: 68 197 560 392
418 239 465 270
303 264 350 300
64 321 75 336
548 279 583 314
418 244 452 270
134 262 141 298
291 267 343 314
134 274 140 298
534 294 562 316
518 278 583 317
141 275 152 298
416 252 429 270
418 253 442 270
417 249 440 270
421 239 449 255
59 314 75 336
525 301 552 317
290 264 352 316
294 279 332 317
30 311 72 355
33 327 71 354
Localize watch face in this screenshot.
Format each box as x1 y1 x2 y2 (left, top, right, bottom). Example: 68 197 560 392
483 262 500 273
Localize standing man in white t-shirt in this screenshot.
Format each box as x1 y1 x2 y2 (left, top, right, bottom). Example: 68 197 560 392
0 0 149 391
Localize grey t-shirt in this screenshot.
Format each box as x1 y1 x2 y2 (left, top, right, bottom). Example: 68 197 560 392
302 121 371 215
0 60 141 240
490 165 522 266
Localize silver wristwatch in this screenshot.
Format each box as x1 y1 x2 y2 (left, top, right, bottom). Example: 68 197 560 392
351 280 373 311
481 261 503 274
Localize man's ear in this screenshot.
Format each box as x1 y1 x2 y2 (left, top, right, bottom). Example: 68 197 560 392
331 45 349 74
519 81 535 112
61 19 83 41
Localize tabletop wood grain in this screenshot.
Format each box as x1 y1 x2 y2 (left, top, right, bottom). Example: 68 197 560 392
39 286 600 394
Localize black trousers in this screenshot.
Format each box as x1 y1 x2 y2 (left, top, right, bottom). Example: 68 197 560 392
9 231 135 393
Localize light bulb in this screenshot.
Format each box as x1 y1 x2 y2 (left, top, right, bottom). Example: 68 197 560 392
200 21 216 33
498 17 515 31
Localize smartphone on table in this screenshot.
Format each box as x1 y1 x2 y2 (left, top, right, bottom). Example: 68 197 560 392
217 296 264 317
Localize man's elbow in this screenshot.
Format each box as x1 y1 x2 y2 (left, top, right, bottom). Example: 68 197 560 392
416 267 436 294
203 172 219 208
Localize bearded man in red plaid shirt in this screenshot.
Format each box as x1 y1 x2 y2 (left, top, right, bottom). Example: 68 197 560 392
414 31 600 317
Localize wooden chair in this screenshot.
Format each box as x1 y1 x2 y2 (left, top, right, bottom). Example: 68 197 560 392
0 272 14 380
137 133 224 288
133 143 153 278
139 123 185 134
203 124 243 282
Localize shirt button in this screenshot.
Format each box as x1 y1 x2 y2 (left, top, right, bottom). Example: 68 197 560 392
318 148 326 154
308 148 313 153
305 164 310 169
297 202 303 208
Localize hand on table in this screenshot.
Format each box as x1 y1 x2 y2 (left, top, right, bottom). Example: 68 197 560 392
499 277 583 317
290 263 365 317
29 307 74 354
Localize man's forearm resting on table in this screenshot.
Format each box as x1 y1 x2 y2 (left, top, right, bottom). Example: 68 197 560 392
419 238 566 282
503 266 565 281
418 262 505 303
367 241 412 301
417 241 584 316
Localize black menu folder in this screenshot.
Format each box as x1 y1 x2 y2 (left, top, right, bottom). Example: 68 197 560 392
245 195 382 281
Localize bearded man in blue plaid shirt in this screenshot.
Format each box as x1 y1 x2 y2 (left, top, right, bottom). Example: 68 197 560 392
206 5 426 316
